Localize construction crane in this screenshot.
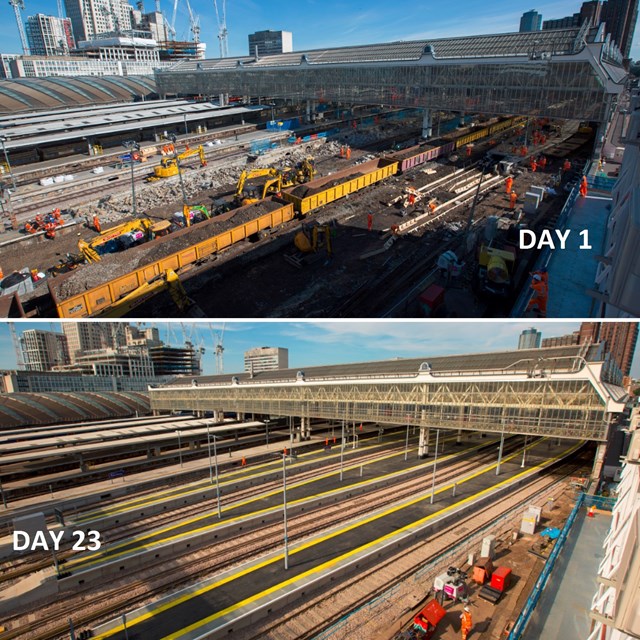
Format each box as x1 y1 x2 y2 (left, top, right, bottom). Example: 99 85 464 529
184 0 200 43
9 0 29 55
209 323 225 374
9 323 25 369
57 0 63 19
213 0 228 58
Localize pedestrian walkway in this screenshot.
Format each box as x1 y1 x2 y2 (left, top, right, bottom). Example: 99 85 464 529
522 509 610 639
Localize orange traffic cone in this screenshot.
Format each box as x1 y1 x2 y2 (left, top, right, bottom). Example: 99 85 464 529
587 505 596 518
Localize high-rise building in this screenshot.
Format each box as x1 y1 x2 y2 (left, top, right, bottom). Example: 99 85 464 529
599 323 638 376
601 0 639 57
244 347 289 373
62 323 116 361
518 328 542 349
26 14 76 56
543 1 603 30
20 329 70 372
64 0 133 43
520 10 542 31
149 343 203 376
542 322 638 376
248 30 293 57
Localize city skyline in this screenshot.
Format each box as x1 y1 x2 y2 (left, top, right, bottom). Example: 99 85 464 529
0 0 637 59
1 321 639 377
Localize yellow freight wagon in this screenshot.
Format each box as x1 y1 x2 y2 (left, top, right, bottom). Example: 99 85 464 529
281 158 399 214
51 200 295 318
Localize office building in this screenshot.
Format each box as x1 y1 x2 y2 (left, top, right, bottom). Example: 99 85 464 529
520 10 542 31
518 328 542 349
542 322 638 376
149 344 203 376
248 30 293 57
244 347 289 373
20 329 70 372
543 1 602 29
26 14 75 56
64 0 133 43
62 322 118 361
601 0 639 57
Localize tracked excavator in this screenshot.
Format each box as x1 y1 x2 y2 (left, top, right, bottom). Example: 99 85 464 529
147 145 207 181
235 158 316 206
77 218 171 262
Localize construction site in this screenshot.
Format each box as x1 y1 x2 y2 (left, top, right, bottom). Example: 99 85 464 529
0 110 600 319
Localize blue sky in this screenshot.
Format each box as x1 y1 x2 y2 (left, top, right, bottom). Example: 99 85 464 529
1 321 638 377
1 0 638 59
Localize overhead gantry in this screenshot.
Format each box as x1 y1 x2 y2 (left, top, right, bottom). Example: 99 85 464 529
155 25 627 127
149 346 627 475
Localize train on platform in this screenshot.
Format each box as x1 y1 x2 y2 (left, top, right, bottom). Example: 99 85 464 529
40 116 525 318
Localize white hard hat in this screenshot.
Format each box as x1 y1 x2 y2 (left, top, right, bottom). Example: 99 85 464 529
464 606 470 612
533 274 542 281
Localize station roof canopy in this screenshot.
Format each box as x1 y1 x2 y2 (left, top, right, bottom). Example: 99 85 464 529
169 27 612 72
163 344 606 387
0 391 150 428
0 75 157 115
0 99 263 151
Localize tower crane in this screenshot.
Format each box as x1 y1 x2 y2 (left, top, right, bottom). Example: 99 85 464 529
9 323 25 369
213 0 228 58
184 0 200 43
9 0 29 55
209 323 225 374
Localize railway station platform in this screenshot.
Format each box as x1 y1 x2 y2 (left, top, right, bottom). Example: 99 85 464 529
521 508 611 639
90 438 579 640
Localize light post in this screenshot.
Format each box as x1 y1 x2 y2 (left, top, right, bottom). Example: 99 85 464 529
0 476 6 509
339 419 345 481
122 140 140 217
177 430 183 467
430 428 440 504
404 421 410 461
496 421 505 476
281 452 289 570
206 423 222 519
521 435 527 468
169 133 188 205
265 418 270 447
0 135 16 191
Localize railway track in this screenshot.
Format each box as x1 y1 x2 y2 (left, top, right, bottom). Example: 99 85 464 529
246 454 588 640
0 437 415 586
1 439 517 639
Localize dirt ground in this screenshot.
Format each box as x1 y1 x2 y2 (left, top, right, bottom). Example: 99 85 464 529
1 117 584 317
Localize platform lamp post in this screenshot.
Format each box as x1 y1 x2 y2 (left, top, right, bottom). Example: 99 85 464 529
339 419 345 482
496 420 506 476
177 429 183 467
521 434 528 468
206 422 222 519
122 140 140 217
430 428 440 504
0 476 7 509
281 452 289 570
0 135 16 191
265 418 270 447
169 133 188 206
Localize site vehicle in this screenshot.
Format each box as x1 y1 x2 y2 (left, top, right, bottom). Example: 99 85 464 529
235 159 316 206
476 216 519 297
147 145 207 180
77 218 169 262
95 269 204 318
172 205 211 228
293 224 332 255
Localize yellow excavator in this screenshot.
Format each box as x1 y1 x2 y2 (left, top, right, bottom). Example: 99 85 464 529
95 269 205 318
147 145 207 181
78 218 171 263
294 225 333 255
235 158 316 206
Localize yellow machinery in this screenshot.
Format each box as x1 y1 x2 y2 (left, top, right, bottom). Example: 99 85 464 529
294 225 332 255
95 269 204 317
77 218 169 262
148 145 207 180
477 245 516 297
235 159 316 206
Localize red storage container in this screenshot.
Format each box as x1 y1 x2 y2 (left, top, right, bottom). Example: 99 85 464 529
490 566 512 592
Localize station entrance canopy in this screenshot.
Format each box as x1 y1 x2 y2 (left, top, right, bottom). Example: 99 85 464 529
155 26 626 122
149 345 628 442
